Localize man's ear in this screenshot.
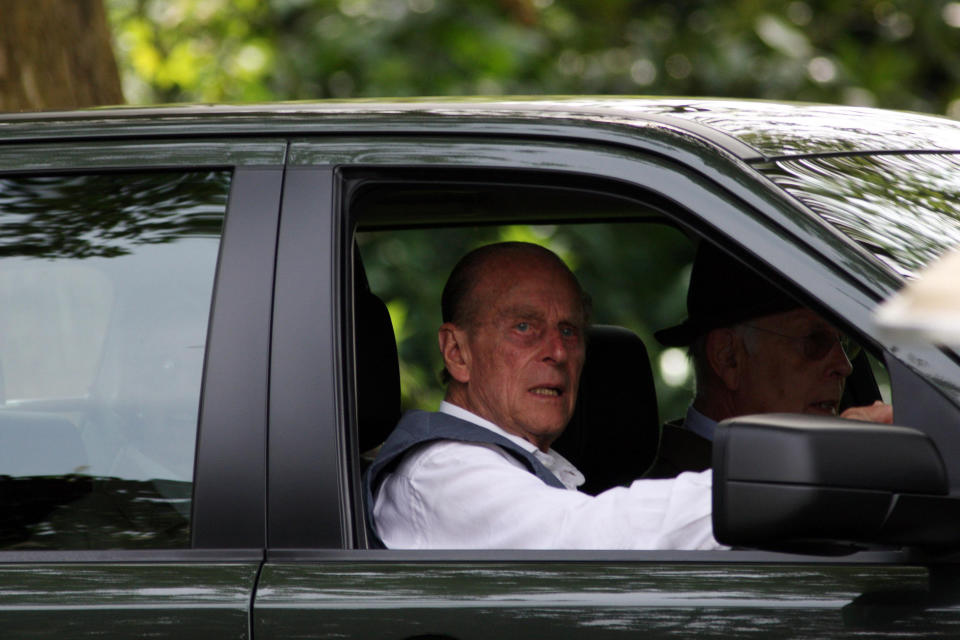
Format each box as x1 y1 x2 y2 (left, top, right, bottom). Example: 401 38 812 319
438 322 471 383
705 328 744 391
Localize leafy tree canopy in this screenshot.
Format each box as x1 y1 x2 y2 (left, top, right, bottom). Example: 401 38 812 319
108 0 960 116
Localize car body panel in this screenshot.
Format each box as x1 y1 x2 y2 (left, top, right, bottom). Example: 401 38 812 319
4 98 960 160
0 140 286 171
192 165 284 549
610 98 960 157
0 561 259 639
267 166 347 549
254 557 960 638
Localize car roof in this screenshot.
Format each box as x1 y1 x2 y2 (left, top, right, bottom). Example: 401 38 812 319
2 97 960 162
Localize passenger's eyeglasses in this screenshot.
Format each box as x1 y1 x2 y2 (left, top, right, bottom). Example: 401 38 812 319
745 325 861 361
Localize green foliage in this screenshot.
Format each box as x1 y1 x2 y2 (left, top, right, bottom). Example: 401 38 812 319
108 0 960 115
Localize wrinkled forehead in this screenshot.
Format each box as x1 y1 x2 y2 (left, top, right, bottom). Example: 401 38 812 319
473 254 585 318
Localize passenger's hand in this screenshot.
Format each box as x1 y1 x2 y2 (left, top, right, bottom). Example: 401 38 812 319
840 400 893 424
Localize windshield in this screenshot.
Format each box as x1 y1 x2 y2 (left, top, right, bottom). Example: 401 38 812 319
760 153 960 279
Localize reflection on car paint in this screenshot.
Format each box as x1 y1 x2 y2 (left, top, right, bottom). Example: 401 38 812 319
762 154 960 277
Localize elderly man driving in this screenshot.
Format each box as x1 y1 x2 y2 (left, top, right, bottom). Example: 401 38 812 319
646 243 893 478
365 241 722 550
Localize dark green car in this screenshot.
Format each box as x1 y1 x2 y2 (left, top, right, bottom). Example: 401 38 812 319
3 98 960 638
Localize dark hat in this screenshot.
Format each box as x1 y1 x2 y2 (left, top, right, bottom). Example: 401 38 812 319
654 243 801 347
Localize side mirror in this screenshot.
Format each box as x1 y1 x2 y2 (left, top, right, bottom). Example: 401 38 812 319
712 413 960 550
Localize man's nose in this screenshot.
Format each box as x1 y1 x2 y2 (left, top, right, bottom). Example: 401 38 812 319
827 339 854 377
542 328 570 363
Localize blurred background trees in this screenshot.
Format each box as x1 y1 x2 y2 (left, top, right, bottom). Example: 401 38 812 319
107 0 960 116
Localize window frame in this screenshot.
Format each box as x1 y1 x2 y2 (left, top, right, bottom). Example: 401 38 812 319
278 133 960 561
0 139 285 561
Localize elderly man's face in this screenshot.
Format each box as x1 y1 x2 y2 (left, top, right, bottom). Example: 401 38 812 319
445 253 586 451
736 308 854 416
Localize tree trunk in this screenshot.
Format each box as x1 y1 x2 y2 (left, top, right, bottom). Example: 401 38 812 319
0 0 124 111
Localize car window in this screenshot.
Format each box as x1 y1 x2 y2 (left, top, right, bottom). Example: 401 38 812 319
0 171 229 550
350 173 894 548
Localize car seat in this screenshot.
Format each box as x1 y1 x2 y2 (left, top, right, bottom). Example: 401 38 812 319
553 324 660 495
354 257 402 460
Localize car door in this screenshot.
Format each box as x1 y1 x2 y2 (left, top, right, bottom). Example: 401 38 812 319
0 135 284 638
255 131 960 638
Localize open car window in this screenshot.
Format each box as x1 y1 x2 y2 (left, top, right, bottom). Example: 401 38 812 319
348 169 892 550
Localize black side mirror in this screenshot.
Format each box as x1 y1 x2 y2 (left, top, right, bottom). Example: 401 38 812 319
713 413 960 550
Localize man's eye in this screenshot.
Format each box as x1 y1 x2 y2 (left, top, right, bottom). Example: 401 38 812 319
560 326 578 338
516 322 529 332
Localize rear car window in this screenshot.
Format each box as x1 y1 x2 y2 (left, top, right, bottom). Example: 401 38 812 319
0 171 229 550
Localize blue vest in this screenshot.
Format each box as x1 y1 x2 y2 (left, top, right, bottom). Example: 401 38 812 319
363 409 566 547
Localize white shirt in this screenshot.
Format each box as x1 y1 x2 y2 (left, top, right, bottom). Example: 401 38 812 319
373 402 722 550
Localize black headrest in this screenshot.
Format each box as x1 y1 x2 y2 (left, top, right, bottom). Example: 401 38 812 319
553 325 660 495
355 258 401 455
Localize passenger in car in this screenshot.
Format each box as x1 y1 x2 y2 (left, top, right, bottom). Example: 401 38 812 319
646 243 893 479
364 242 723 550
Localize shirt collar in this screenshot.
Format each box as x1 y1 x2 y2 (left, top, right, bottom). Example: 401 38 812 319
439 401 539 454
438 401 585 490
685 405 718 441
